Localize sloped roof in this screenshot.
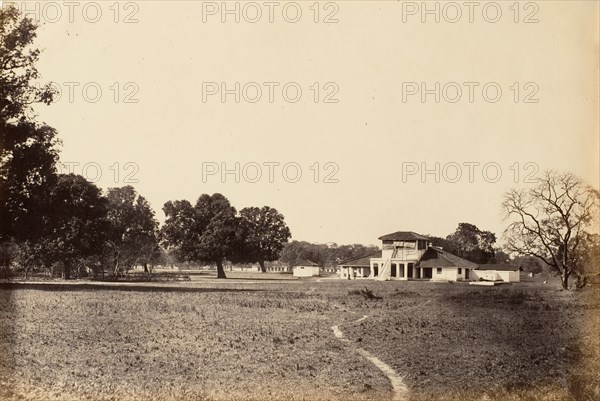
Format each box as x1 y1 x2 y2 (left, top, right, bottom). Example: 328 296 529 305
417 247 478 269
338 252 382 267
293 260 319 267
378 231 430 241
477 263 522 272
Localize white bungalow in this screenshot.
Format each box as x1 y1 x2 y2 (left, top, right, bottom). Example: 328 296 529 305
339 231 478 281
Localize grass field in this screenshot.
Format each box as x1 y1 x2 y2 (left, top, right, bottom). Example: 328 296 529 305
0 274 598 401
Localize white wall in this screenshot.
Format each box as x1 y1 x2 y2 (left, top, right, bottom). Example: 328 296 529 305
471 270 497 281
381 247 426 261
431 267 459 281
497 270 520 282
472 270 520 282
293 266 320 277
509 270 520 282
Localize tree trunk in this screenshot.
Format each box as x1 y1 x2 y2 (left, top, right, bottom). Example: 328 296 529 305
259 260 266 273
113 256 120 276
143 263 149 273
216 259 227 279
64 263 71 280
561 270 569 290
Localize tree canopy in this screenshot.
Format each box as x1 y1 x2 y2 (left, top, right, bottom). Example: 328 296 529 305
446 223 497 264
162 193 240 278
105 186 160 274
0 6 55 123
238 206 291 272
34 174 108 279
0 7 60 243
427 223 498 264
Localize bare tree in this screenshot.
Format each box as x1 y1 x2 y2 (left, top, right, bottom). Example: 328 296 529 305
502 171 599 289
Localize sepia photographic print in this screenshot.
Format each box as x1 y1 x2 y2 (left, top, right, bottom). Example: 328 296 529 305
0 1 599 400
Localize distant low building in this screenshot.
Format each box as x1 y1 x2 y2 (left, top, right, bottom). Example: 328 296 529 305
293 260 320 277
266 265 292 273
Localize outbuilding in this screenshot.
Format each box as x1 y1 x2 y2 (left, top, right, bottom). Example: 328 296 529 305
471 263 522 283
292 260 321 277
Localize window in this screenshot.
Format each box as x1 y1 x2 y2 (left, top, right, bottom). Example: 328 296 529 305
373 263 379 277
436 268 442 274
458 268 462 274
418 240 426 250
399 263 404 278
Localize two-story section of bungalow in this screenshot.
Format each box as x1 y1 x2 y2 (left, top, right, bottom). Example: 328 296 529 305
339 231 479 281
369 231 430 280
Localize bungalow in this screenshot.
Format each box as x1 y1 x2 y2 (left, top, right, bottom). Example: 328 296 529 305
339 231 486 282
293 260 320 277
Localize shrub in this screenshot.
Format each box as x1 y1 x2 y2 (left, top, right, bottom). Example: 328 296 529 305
348 287 381 300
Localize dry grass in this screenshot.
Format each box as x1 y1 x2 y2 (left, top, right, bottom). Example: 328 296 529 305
0 283 390 401
341 281 600 401
0 275 598 401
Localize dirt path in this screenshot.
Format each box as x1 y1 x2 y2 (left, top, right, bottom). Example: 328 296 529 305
331 315 409 401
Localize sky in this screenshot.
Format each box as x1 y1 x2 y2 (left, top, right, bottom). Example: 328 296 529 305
7 0 599 245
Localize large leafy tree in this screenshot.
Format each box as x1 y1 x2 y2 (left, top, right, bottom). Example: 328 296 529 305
162 193 239 278
426 235 461 255
1 6 59 243
428 223 497 264
134 196 162 272
446 223 497 264
238 206 291 272
35 174 108 279
161 200 198 263
503 171 599 289
1 121 60 241
0 6 55 123
105 186 160 274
